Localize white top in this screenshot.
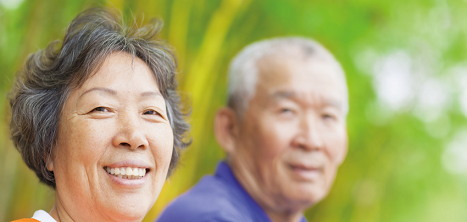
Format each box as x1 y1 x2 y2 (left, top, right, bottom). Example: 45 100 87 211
32 210 57 222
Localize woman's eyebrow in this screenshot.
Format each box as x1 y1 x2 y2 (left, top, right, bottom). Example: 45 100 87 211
79 88 162 99
141 91 163 98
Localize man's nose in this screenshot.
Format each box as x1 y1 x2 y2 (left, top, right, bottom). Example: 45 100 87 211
112 113 149 150
293 115 324 151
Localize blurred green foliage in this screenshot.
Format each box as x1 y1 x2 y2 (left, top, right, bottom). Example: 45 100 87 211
1 0 467 221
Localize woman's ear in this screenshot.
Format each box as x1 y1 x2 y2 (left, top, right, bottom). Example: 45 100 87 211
214 107 239 155
46 152 54 172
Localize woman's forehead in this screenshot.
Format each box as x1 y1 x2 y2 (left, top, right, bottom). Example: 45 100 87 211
82 53 159 88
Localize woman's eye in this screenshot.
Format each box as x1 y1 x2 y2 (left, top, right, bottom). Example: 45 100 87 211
91 107 110 113
144 110 161 116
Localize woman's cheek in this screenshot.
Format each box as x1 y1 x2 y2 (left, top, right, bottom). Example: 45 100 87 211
151 125 174 164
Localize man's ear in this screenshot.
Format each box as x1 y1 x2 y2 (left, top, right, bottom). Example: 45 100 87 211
337 127 348 165
214 107 239 155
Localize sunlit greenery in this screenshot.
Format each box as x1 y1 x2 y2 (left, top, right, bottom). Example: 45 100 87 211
1 0 467 221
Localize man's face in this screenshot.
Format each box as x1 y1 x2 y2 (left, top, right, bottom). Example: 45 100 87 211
231 54 347 210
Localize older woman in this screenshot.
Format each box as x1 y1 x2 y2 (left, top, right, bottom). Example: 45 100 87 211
9 8 190 222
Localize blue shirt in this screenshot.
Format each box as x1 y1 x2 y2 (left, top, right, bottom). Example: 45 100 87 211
157 161 308 222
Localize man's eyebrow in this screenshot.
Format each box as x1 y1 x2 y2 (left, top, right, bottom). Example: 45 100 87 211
270 90 343 110
325 99 343 110
270 91 296 99
80 87 117 99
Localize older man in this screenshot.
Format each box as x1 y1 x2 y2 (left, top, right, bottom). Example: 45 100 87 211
157 37 349 222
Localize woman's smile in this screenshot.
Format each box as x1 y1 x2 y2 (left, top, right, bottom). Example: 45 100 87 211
102 160 153 188
104 165 150 188
105 166 148 179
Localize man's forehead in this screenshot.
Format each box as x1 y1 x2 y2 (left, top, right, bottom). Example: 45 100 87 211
256 57 293 86
255 55 343 90
257 52 339 76
252 54 346 108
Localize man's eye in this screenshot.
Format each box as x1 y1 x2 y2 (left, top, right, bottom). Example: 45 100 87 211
278 108 296 117
323 113 336 120
91 107 110 113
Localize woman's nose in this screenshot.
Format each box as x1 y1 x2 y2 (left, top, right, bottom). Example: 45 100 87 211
112 113 149 150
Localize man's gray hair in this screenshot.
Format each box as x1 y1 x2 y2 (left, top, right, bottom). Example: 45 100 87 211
227 37 348 116
8 8 190 189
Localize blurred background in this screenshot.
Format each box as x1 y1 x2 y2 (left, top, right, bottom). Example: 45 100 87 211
1 0 467 221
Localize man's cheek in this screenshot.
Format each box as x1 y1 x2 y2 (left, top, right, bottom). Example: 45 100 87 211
328 141 346 164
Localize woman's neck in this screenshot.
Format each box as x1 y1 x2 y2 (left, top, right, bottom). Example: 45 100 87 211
49 201 74 222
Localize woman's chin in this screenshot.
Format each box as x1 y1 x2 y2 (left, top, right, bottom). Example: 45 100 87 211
94 170 160 221
105 199 152 222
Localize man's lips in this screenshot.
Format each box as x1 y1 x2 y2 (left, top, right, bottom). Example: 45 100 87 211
288 163 323 181
289 163 320 170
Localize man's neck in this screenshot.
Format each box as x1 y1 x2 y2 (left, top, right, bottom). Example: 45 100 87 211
227 160 305 222
267 210 304 222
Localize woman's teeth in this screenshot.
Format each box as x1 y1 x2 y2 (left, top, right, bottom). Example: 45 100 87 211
105 167 147 179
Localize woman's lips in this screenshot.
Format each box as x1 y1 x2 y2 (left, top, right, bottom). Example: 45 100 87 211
104 160 152 180
103 165 150 188
105 166 147 179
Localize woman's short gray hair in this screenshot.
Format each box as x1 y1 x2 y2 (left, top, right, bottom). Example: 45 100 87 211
8 8 190 189
227 37 348 116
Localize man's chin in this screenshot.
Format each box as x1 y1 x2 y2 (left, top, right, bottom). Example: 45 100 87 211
286 184 328 207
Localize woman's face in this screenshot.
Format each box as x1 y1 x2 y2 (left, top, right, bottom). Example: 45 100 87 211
48 52 174 221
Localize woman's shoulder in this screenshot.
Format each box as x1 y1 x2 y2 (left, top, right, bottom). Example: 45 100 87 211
11 210 56 222
11 219 40 222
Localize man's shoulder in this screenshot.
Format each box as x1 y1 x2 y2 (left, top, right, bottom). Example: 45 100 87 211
156 176 248 222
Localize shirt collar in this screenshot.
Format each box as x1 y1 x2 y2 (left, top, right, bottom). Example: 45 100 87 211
215 161 308 222
215 161 272 221
32 210 57 222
